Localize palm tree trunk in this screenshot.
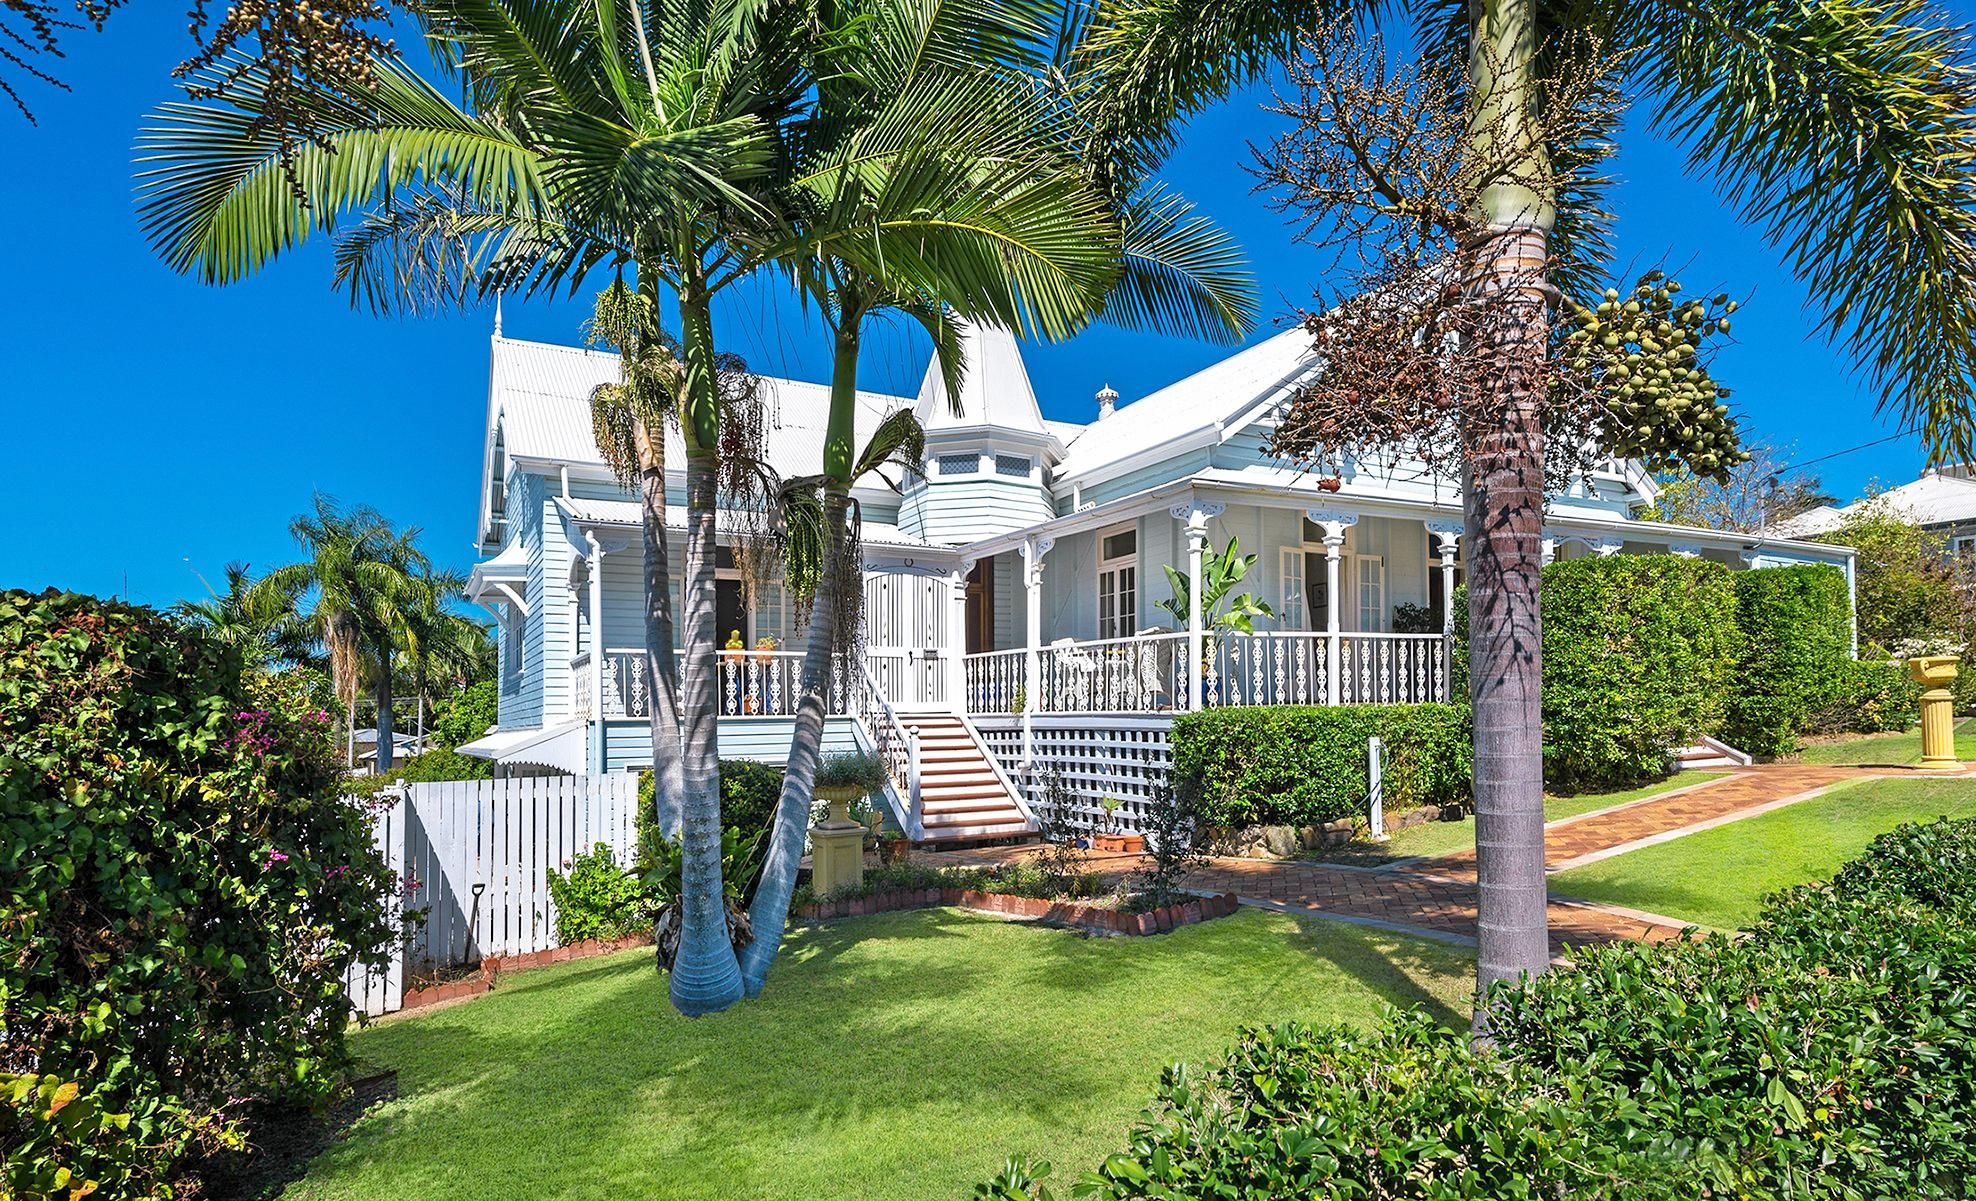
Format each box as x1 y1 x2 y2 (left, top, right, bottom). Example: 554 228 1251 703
740 322 862 995
1465 0 1553 1014
639 419 687 840
667 280 745 1017
374 651 397 773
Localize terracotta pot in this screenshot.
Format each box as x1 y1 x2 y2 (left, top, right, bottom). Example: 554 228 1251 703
1093 833 1145 854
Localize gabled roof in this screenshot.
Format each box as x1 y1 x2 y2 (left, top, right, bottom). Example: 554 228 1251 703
1775 468 1976 537
1054 324 1317 485
486 334 914 475
912 318 1054 444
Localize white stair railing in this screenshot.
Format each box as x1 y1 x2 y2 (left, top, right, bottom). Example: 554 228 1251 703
852 659 924 840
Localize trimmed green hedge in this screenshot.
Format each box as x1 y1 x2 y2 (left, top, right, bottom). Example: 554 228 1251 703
1171 704 1472 828
1540 555 1741 789
1723 564 1853 755
983 813 1976 1200
1813 655 1921 735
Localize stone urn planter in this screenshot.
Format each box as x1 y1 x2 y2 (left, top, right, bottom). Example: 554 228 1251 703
1907 654 1961 687
814 783 865 825
1905 655 1962 770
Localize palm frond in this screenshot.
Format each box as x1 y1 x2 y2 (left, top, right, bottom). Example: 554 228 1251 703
1630 0 1976 458
1103 184 1256 342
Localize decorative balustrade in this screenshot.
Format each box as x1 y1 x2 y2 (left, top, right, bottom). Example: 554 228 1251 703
571 653 593 719
963 630 1449 715
963 648 1027 715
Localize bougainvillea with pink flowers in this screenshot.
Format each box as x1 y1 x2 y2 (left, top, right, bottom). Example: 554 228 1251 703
0 590 397 1200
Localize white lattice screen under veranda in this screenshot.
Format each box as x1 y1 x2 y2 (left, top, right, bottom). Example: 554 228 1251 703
345 773 642 1017
972 715 1174 837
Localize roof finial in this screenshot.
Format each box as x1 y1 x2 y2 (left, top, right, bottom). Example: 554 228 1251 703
1096 382 1119 419
494 295 504 338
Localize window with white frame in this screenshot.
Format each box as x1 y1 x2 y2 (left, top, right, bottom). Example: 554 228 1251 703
1098 525 1138 639
501 613 523 684
936 452 979 476
1279 548 1306 627
1356 556 1386 632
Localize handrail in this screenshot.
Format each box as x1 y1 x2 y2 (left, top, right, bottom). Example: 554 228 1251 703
854 659 923 841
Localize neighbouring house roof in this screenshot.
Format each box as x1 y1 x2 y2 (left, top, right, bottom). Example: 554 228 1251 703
488 334 915 475
1053 324 1317 486
455 721 588 774
553 495 932 548
1774 468 1976 538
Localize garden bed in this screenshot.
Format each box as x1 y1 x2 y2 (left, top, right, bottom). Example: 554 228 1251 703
397 932 655 1013
795 885 1242 936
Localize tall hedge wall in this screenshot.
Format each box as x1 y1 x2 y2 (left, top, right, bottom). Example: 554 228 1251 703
1171 704 1472 829
1539 555 1741 789
1723 564 1854 755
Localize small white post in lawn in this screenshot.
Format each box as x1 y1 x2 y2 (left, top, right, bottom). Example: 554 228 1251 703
1367 734 1388 842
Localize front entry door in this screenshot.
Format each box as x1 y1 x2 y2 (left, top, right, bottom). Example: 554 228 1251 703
964 558 994 654
1304 551 1330 631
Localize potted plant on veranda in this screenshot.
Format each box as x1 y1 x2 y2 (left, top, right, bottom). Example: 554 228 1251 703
722 629 747 665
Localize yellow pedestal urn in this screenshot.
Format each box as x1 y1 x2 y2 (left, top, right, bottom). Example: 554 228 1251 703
1906 655 1962 771
810 784 868 894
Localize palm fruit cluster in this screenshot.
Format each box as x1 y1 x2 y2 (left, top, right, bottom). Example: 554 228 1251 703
1557 271 1749 481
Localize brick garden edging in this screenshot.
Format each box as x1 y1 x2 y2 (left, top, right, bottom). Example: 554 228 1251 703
795 886 1242 936
397 932 654 1013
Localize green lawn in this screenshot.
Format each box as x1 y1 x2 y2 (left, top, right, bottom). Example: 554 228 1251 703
1549 777 1976 931
1795 718 1976 766
295 909 1471 1201
1313 771 1727 866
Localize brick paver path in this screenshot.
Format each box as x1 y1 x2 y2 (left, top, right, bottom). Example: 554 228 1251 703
921 764 1924 956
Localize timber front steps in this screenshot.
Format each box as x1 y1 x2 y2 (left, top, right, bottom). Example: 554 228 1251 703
899 714 1037 844
1673 735 1754 771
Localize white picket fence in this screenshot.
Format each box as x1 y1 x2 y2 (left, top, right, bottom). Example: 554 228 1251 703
347 774 642 1017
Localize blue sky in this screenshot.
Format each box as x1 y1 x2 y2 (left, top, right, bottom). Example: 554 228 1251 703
0 6 1956 606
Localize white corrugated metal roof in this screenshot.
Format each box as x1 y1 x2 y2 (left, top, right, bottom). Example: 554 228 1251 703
912 318 1053 440
1054 324 1317 483
491 335 914 471
553 495 931 547
1775 471 1976 536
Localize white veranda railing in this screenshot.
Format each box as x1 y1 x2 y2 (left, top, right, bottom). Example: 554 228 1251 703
962 631 1450 715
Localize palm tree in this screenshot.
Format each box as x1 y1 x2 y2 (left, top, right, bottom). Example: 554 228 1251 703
138 0 1127 1015
250 496 427 771
173 561 316 669
1081 0 1976 1002
732 0 1259 994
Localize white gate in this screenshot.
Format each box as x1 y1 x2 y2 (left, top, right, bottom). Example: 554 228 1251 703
347 774 643 1016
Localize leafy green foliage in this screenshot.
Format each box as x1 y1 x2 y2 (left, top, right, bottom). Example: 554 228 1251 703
1813 657 1922 735
1172 704 1472 828
1157 536 1276 633
813 749 891 794
428 679 498 751
546 844 651 943
1723 565 1854 755
990 814 1976 1201
0 591 395 1201
388 747 493 782
1540 555 1740 789
1823 503 1970 653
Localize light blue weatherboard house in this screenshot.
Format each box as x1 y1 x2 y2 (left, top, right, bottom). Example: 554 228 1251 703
460 316 1856 842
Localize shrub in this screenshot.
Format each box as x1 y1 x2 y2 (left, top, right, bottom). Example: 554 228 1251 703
546 843 650 942
427 679 498 751
1540 555 1740 789
1171 704 1471 828
1809 654 1920 735
1722 564 1853 755
813 749 889 794
0 591 395 1201
719 758 784 835
985 817 1976 1201
390 746 493 782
